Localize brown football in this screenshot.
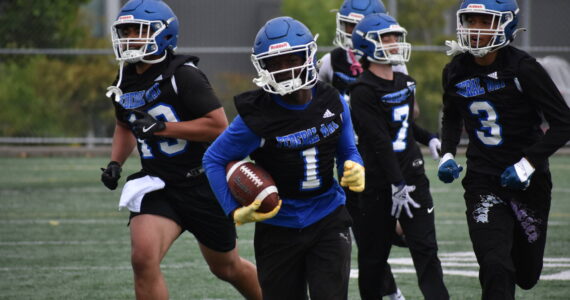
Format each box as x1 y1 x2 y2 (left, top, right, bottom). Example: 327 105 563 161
226 160 279 213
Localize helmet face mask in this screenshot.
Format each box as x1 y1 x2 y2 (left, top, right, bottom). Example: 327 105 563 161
456 0 519 57
352 14 411 65
111 19 167 63
251 17 318 96
365 30 411 64
334 13 363 50
110 0 179 64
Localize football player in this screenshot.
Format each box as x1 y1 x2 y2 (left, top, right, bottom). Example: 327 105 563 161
319 2 437 299
203 17 364 299
100 1 261 299
350 13 450 300
439 0 570 298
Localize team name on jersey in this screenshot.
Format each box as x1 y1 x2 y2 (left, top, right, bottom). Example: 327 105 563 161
119 83 162 109
334 71 358 83
456 77 506 98
381 85 415 104
275 121 340 149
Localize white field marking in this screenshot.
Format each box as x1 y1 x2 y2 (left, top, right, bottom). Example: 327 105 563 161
369 252 570 280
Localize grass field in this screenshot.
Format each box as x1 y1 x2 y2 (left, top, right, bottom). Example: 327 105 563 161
1 155 569 299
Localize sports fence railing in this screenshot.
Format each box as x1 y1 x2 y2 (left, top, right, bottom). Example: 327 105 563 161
1 46 569 148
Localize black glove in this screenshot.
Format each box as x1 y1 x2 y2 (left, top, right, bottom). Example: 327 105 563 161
131 109 166 139
101 161 122 190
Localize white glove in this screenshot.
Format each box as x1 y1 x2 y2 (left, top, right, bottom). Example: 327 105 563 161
428 137 441 160
391 183 420 219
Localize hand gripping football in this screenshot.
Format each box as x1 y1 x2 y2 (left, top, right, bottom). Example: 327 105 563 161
226 161 280 213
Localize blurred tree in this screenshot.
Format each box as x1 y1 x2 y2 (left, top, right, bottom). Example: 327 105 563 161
282 0 343 50
0 1 116 137
0 0 91 48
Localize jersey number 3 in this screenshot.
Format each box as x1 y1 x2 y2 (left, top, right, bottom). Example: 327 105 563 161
469 101 503 146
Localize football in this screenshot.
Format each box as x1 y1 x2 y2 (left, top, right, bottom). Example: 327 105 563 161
226 160 279 213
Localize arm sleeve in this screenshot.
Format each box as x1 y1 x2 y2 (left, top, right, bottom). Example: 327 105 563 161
336 94 363 169
440 66 463 156
518 58 570 167
412 122 436 146
318 53 333 83
175 65 222 119
203 116 263 216
350 85 404 184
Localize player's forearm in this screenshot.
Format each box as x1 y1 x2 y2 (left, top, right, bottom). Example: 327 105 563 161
156 107 228 142
110 121 136 165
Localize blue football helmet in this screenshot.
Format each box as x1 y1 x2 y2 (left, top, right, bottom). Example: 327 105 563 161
456 0 520 57
352 13 411 65
334 0 387 50
251 17 318 95
110 0 179 64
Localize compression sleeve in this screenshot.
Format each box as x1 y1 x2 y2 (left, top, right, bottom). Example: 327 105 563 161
336 94 363 168
203 116 263 215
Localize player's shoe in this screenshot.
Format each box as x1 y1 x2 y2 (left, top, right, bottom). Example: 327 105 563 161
388 288 405 300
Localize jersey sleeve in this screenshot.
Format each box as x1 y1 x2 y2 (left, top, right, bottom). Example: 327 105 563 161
440 65 464 156
412 122 436 146
518 58 570 167
203 115 263 216
336 94 363 167
350 85 404 184
318 53 333 83
175 65 222 119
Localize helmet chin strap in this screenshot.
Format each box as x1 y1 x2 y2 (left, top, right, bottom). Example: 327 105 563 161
105 51 168 103
106 60 125 102
141 51 168 64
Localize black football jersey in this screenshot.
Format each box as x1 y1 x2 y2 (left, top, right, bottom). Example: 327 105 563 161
234 82 344 199
111 54 222 186
441 46 570 176
349 70 427 185
330 47 359 96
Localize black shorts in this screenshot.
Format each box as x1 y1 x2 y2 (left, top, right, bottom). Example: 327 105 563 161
129 180 237 252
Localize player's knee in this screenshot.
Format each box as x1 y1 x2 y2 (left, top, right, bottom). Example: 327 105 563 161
209 262 237 281
131 248 160 274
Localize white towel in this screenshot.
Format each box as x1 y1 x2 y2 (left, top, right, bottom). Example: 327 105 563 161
119 175 165 212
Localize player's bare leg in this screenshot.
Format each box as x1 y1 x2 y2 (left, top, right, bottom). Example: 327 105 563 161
200 243 262 300
130 214 182 300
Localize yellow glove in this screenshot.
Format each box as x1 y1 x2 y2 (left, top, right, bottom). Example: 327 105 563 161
232 199 282 226
340 160 365 192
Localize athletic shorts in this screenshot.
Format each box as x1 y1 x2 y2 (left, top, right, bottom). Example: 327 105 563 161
129 176 237 252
